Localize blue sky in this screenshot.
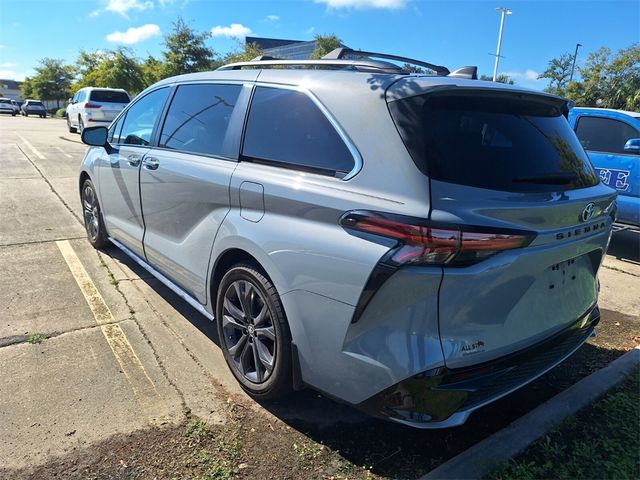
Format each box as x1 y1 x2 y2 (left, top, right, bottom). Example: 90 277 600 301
0 0 638 90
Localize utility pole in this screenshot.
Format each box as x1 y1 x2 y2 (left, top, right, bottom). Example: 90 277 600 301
569 43 582 82
492 7 512 82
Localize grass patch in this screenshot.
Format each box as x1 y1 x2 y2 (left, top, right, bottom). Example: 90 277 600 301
485 367 640 480
27 333 46 344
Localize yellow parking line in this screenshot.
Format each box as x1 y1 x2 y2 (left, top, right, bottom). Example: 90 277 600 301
56 240 170 423
14 132 46 160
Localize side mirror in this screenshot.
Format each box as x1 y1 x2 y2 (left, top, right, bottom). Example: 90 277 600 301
67 98 73 105
81 126 109 147
624 138 640 154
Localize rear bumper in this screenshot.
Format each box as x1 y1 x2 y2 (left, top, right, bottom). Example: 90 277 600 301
357 305 600 428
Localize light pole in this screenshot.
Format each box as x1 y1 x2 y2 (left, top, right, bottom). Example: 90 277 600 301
569 43 582 82
492 7 512 82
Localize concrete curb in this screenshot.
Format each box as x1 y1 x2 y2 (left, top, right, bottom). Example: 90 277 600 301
421 345 640 480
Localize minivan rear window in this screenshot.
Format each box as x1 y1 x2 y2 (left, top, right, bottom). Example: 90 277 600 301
388 93 599 192
90 90 130 103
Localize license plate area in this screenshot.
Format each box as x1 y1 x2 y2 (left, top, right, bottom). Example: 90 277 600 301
546 255 585 291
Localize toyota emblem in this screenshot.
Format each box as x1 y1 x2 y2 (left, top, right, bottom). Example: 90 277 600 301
581 203 595 222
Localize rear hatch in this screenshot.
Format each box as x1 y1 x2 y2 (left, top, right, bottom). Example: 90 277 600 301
88 90 130 122
27 101 45 111
387 82 616 368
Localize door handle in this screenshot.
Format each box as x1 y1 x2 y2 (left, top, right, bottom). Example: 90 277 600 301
142 157 160 170
127 154 142 167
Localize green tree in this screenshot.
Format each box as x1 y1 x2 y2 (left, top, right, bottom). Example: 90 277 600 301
538 52 574 96
310 34 342 59
565 44 640 110
479 74 515 84
73 48 146 96
140 55 164 87
222 41 263 64
21 77 35 99
28 58 75 107
161 18 218 77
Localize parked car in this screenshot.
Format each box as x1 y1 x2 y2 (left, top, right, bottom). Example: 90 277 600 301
0 97 17 116
569 107 640 228
78 49 615 428
21 99 47 118
67 87 130 134
10 99 21 115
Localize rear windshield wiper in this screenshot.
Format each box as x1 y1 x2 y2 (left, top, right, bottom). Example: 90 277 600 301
512 172 578 185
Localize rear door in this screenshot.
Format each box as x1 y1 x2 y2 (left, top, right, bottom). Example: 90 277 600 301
139 82 250 302
388 86 616 368
96 87 170 258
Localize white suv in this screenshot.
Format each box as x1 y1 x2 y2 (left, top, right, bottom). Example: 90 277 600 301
67 87 130 134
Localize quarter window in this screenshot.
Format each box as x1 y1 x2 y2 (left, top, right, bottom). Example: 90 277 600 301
119 88 169 146
159 84 241 157
575 116 639 154
242 87 355 175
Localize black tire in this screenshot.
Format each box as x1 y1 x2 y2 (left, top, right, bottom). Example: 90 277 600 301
67 116 77 133
216 264 292 400
24 113 28 117
81 178 109 249
11 112 16 117
78 116 84 134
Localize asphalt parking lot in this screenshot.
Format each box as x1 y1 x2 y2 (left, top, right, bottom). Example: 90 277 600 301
0 115 638 479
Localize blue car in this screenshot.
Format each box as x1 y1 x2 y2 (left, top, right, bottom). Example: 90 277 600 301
569 107 640 228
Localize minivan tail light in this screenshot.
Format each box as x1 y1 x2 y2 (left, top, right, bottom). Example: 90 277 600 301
340 212 534 267
84 102 101 109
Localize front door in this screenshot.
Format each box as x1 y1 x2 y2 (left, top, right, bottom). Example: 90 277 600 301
96 87 170 258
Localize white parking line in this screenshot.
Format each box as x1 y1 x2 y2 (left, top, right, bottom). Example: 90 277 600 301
54 146 73 159
14 132 46 160
56 240 170 423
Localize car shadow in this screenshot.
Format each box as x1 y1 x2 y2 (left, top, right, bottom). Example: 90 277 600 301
103 246 630 479
607 228 640 264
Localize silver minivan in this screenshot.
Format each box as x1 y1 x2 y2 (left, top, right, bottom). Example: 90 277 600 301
78 49 615 428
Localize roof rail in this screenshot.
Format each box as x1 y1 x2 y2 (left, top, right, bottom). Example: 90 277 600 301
217 58 407 74
322 48 450 76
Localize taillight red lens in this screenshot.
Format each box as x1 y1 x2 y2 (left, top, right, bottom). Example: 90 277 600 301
84 102 100 109
343 213 533 266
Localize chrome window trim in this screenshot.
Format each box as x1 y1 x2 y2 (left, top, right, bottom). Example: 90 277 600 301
250 82 363 181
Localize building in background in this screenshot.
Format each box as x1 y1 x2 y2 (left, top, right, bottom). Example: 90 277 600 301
0 79 23 103
246 36 347 60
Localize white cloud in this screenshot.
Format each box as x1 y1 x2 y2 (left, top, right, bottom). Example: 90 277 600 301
89 9 100 17
1 62 15 68
0 69 26 81
211 23 252 39
316 0 406 9
265 14 279 21
503 69 540 81
305 26 316 35
106 24 161 44
105 0 154 16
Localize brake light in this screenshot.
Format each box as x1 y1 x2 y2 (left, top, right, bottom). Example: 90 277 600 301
84 102 101 109
341 212 534 266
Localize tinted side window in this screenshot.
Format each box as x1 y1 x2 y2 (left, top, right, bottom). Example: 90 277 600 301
575 116 639 154
242 87 354 175
159 84 241 157
119 88 169 146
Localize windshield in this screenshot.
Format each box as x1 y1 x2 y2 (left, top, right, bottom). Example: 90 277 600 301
0 99 11 104
90 90 130 103
389 92 599 192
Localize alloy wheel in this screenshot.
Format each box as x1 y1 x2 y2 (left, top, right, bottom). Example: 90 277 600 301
221 280 276 384
82 184 100 242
